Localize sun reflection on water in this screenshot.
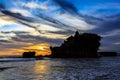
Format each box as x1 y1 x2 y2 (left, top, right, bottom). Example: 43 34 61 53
34 60 50 79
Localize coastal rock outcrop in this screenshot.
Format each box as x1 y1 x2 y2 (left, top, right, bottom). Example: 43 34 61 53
99 52 118 56
22 51 36 58
50 31 102 58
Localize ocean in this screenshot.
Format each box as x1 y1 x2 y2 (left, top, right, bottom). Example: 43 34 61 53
0 57 120 80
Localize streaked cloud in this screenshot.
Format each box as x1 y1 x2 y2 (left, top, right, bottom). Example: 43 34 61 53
38 24 65 32
54 13 95 31
101 29 120 37
0 15 16 27
10 8 33 17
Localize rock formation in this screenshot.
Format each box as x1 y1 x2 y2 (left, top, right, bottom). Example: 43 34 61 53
22 51 36 58
50 31 102 58
99 52 118 56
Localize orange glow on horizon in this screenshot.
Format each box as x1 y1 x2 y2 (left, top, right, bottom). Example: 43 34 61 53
0 43 51 56
22 43 51 56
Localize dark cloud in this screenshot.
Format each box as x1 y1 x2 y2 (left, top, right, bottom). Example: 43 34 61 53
0 9 76 32
0 2 102 32
1 10 36 22
53 0 78 15
36 13 75 29
0 40 11 43
0 9 43 34
1 31 13 34
13 31 29 34
81 15 104 25
11 33 63 46
1 30 72 47
53 0 103 27
47 30 75 36
37 13 102 32
91 14 120 34
16 20 41 33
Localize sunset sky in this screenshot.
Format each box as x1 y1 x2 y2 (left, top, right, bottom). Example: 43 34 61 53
0 0 120 56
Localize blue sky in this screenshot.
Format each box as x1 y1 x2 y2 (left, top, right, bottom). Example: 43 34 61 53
0 0 120 55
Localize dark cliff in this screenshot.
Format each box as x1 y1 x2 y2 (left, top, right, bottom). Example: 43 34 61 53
50 31 102 58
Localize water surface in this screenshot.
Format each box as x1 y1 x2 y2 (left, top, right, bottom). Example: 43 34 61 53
0 57 120 80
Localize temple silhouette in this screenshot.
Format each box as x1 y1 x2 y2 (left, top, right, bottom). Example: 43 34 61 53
50 31 102 58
